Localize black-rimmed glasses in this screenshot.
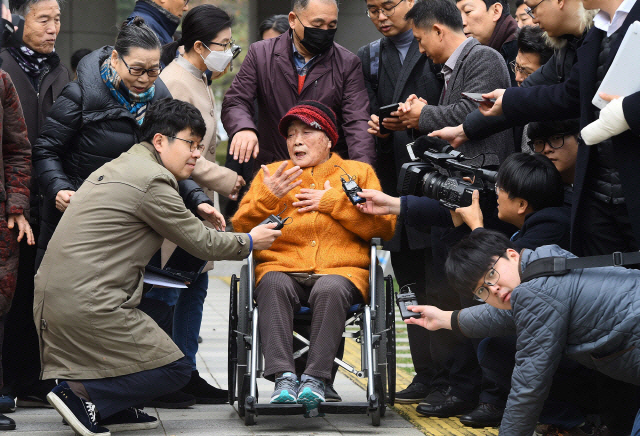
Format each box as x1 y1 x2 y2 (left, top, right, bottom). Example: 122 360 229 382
167 135 205 153
366 0 406 18
473 256 501 302
525 0 546 18
209 38 237 53
528 133 573 153
118 55 161 77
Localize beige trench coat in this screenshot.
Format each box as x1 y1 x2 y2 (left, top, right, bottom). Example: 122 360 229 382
34 143 251 380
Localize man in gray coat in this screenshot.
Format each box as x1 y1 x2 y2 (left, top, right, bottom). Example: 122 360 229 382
407 229 640 436
37 99 280 436
398 0 513 167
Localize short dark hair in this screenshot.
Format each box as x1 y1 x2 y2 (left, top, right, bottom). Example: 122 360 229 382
405 0 464 32
515 0 525 8
445 229 515 297
70 48 91 73
141 99 207 143
259 14 290 39
456 0 510 16
291 0 338 12
517 25 554 65
115 16 161 58
496 153 564 212
161 4 233 67
527 119 581 142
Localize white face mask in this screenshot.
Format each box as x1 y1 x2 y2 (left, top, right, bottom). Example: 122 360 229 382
200 43 233 73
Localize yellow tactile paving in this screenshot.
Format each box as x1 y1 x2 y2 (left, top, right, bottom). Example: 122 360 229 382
342 337 499 436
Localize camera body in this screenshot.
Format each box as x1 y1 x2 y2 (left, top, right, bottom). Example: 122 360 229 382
397 138 497 212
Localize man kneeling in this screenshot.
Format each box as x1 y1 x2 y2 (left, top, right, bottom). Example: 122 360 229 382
407 229 640 436
35 99 280 436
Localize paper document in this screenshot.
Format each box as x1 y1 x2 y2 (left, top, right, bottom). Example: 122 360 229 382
143 270 188 288
593 21 640 109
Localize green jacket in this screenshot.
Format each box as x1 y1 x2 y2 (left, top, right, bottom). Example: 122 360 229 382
34 142 251 380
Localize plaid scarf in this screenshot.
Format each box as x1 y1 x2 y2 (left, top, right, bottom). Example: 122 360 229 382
100 58 155 125
9 46 52 77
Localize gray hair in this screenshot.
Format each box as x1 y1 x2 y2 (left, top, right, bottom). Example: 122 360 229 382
291 0 338 12
10 0 64 16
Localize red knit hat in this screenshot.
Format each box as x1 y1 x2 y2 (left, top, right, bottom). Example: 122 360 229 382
278 101 339 147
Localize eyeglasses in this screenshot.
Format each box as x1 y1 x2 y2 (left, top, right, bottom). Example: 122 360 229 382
494 185 506 196
528 133 573 153
209 37 237 53
118 55 161 77
184 0 190 5
524 0 546 18
509 60 535 77
366 0 406 18
166 135 205 153
473 256 501 302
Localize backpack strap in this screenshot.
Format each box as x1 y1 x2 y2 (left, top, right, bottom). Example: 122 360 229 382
521 251 640 282
369 38 381 93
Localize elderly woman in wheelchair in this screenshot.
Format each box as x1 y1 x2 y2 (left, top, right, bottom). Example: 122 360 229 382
232 101 396 417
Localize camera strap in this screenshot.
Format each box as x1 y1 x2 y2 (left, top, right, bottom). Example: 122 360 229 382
369 38 381 93
521 251 640 282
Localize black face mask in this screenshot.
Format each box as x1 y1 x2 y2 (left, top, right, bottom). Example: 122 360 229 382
294 14 337 55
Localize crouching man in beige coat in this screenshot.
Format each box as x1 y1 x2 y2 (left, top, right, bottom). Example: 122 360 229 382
34 99 281 436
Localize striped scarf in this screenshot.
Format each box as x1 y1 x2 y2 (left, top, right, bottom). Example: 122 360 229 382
100 58 155 125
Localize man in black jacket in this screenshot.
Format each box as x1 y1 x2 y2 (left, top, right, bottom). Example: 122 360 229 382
1 0 72 411
357 0 444 405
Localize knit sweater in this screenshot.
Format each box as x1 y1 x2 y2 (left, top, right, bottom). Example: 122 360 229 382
232 153 397 300
159 57 237 199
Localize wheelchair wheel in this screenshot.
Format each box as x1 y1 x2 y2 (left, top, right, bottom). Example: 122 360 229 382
371 406 381 426
228 274 240 406
385 275 396 406
236 266 251 417
373 266 388 403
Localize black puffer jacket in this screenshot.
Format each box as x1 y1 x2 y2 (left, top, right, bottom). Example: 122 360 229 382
33 46 211 267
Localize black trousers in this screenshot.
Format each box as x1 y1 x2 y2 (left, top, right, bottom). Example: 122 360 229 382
77 356 191 420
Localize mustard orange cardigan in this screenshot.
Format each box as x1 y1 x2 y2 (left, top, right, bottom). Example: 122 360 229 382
232 153 397 300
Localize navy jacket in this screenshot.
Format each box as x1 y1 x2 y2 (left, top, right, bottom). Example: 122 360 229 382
128 0 179 46
501 2 640 254
511 207 571 251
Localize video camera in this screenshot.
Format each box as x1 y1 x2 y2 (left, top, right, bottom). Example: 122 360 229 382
397 136 497 212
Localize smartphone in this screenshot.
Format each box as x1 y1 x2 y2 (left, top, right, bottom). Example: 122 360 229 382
461 92 496 103
378 102 400 135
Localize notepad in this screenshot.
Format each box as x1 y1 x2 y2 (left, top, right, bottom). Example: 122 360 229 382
593 21 640 110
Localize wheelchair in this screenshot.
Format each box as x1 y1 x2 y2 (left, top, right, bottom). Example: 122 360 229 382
227 239 396 426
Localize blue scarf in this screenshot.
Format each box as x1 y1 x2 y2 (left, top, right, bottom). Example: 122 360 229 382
100 58 155 125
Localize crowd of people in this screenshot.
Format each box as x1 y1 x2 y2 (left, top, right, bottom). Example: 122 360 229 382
0 0 639 434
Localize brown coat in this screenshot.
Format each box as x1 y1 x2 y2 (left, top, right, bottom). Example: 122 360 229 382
34 143 252 380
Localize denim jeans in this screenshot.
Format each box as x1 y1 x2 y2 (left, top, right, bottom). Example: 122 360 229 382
145 273 209 370
633 408 640 436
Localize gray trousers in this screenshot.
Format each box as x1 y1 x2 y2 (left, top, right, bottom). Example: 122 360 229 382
255 272 362 381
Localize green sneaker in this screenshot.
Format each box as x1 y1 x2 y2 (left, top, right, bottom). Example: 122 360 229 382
270 372 299 404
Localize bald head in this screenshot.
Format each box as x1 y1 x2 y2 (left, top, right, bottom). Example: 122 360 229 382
291 0 338 13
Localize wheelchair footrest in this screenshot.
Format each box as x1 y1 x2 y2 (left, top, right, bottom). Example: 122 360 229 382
318 402 370 414
254 404 306 415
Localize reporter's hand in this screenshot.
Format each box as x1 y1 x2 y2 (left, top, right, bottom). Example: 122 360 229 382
398 94 427 130
55 190 75 212
367 114 391 138
229 129 259 164
229 175 246 201
8 214 34 245
453 190 484 230
263 162 303 198
249 222 282 250
404 305 453 330
429 124 469 149
197 203 226 231
478 89 505 117
293 180 331 213
356 189 401 215
382 111 405 132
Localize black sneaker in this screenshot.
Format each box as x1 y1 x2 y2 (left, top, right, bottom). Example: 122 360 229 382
324 383 342 402
395 382 430 404
46 382 110 436
99 407 158 432
145 390 196 409
180 370 228 404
